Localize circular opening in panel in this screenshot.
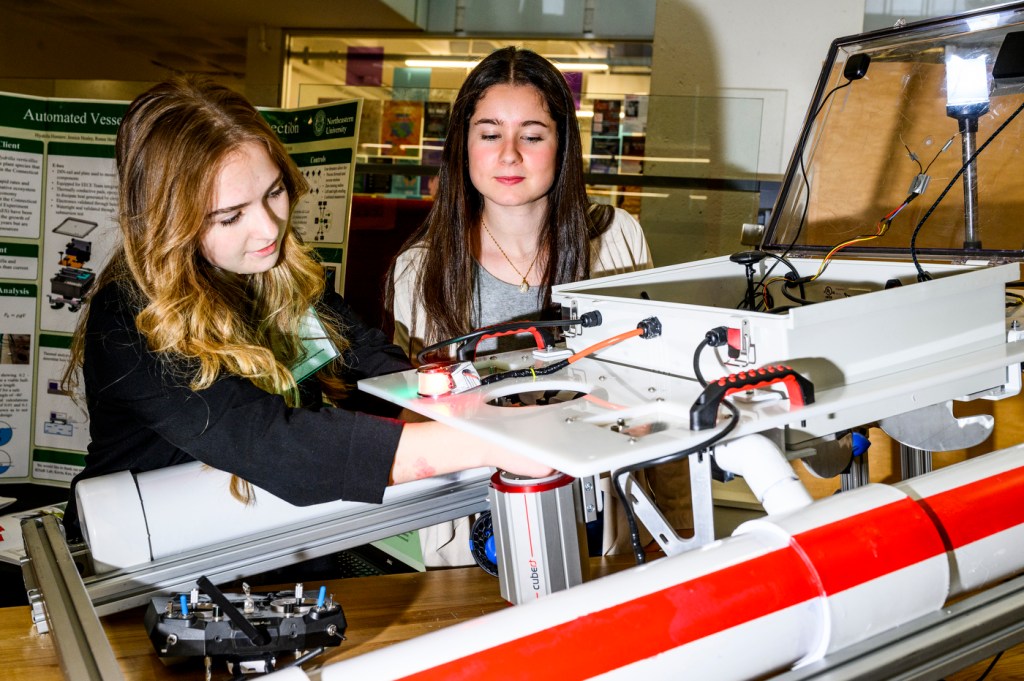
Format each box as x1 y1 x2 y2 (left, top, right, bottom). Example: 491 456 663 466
486 388 588 408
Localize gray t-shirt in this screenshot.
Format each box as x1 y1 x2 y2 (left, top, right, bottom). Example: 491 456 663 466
472 262 546 354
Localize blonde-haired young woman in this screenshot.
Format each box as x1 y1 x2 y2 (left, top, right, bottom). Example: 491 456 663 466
61 75 551 541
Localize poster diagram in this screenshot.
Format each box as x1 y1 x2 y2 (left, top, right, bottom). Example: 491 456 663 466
39 145 119 334
34 335 89 458
291 148 354 245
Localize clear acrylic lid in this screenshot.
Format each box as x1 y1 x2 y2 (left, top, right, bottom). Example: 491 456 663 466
763 2 1024 263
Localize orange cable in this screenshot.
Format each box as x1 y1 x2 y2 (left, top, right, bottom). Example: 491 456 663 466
568 327 644 363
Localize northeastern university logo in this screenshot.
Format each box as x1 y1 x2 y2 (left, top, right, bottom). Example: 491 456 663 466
314 110 327 137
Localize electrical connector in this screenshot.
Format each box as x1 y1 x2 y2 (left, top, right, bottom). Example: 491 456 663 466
704 326 730 347
784 271 812 287
908 173 930 195
579 310 603 328
636 317 662 339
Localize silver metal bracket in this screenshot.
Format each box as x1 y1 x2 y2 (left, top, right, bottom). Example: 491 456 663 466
615 451 715 557
578 475 600 523
725 318 756 368
878 400 993 452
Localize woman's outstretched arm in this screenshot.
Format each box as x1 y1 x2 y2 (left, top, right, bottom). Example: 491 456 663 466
391 420 555 483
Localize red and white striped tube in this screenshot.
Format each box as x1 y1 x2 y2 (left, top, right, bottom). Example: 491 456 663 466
287 441 1024 681
895 445 1024 597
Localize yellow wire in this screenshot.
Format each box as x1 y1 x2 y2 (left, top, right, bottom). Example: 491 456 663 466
809 219 892 281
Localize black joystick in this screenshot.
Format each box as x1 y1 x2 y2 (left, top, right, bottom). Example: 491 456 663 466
730 250 767 311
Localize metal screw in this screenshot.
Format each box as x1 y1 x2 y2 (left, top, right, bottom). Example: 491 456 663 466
161 633 178 653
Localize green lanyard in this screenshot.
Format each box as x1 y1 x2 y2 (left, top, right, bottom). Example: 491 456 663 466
290 307 340 383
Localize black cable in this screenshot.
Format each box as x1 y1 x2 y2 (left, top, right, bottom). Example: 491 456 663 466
756 251 806 310
922 134 957 174
694 327 731 386
764 304 799 314
733 251 804 311
692 338 710 388
973 650 1003 681
902 137 925 174
910 100 1024 281
780 280 816 306
761 251 803 288
479 358 569 385
612 399 741 565
274 646 327 674
416 317 588 364
762 151 813 283
757 80 854 290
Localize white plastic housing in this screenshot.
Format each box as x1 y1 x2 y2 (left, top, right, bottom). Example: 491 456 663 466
552 257 1016 393
76 461 492 572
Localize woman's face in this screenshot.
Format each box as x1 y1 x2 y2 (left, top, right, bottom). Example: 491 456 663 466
200 141 290 275
467 84 558 212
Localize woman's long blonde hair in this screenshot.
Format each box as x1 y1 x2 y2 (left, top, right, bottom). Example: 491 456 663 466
65 75 349 502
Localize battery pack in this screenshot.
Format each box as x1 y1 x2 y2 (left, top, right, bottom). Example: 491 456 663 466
489 471 588 605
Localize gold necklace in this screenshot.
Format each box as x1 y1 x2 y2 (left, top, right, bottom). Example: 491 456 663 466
481 218 540 294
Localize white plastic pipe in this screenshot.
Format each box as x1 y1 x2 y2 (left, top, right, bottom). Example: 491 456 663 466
895 445 1024 596
272 442 1024 681
76 461 493 572
713 433 814 515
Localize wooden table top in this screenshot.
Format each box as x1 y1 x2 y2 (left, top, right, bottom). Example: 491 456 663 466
3 555 1022 681
0 558 633 681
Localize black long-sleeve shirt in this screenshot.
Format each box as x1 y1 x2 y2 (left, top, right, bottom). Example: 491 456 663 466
64 280 411 540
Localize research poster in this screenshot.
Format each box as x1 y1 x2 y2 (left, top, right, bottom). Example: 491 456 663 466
262 98 361 292
0 91 361 486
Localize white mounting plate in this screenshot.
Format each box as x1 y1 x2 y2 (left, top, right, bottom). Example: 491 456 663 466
359 339 1024 478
